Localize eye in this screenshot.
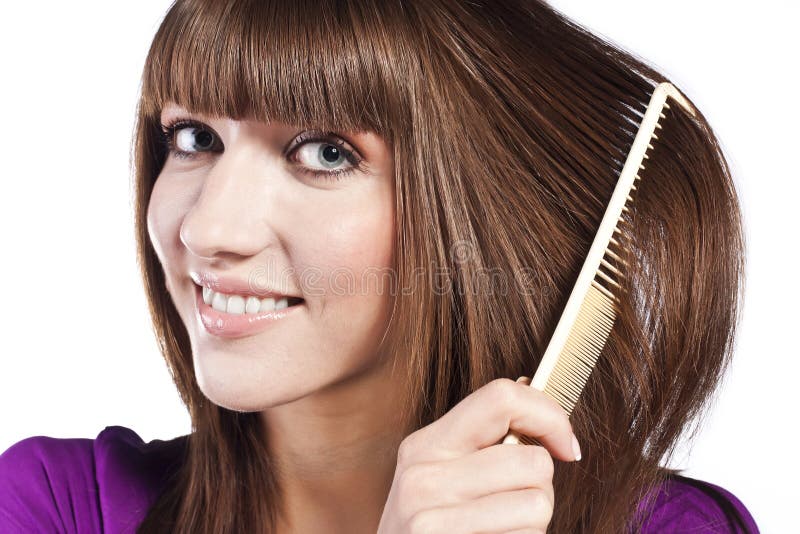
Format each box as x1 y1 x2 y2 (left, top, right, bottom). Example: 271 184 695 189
286 131 365 180
159 119 221 160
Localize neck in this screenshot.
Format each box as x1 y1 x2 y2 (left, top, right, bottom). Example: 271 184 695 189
261 353 409 533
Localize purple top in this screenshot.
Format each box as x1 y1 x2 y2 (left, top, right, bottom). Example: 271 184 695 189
0 426 759 533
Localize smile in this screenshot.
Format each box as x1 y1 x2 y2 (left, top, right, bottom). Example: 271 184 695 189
194 284 304 339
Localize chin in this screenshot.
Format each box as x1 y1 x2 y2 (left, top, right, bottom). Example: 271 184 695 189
194 360 309 413
198 380 286 413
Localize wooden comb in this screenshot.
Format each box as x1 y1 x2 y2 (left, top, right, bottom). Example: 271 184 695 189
502 82 697 446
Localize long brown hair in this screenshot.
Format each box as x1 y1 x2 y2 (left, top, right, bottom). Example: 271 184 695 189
132 1 745 532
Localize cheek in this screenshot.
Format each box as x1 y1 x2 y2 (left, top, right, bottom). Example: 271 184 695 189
147 174 192 261
146 177 195 282
305 204 395 292
146 179 174 265
293 193 395 349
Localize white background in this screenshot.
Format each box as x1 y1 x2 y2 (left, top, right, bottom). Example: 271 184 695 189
0 2 796 531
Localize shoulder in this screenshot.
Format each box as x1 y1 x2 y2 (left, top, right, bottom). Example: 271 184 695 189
0 425 187 533
639 473 759 533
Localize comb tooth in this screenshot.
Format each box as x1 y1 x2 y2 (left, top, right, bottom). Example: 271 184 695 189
639 164 645 170
591 279 615 300
655 122 662 130
600 257 623 277
575 304 613 334
659 112 666 119
652 132 659 139
551 371 582 398
568 344 596 367
561 355 591 378
548 291 615 379
548 376 577 400
663 101 671 109
597 290 617 311
647 143 654 150
567 336 600 364
550 375 583 408
543 382 571 408
565 324 599 357
588 286 617 312
628 184 636 192
560 379 583 402
626 194 634 203
598 268 622 290
569 332 601 359
603 247 626 264
576 296 615 335
597 271 622 289
586 288 617 319
573 327 610 357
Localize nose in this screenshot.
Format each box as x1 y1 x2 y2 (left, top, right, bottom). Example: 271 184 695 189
179 144 279 260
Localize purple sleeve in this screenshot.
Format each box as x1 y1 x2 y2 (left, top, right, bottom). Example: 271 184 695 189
639 475 759 533
0 434 102 533
0 426 185 534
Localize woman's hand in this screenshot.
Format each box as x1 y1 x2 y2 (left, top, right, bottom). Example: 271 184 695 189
377 376 580 534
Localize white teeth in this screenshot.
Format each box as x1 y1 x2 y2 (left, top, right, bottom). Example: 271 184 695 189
211 292 228 312
245 296 261 314
226 295 245 315
201 286 298 315
260 297 275 312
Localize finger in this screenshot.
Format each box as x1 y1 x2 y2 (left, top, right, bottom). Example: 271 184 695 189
408 487 552 534
404 378 577 464
406 443 554 508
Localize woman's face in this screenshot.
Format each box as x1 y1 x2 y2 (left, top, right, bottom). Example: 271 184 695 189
147 102 396 412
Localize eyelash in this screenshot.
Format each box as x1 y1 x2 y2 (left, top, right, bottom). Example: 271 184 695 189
157 118 365 180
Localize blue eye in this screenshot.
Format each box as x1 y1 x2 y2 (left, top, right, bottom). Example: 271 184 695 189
287 131 363 179
159 119 220 159
158 118 364 181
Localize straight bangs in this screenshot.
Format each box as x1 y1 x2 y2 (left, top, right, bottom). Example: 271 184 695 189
139 0 415 140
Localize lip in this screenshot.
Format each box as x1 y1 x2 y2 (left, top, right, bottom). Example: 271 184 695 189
189 270 300 300
194 284 303 339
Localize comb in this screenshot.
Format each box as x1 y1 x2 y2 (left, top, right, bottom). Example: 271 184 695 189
502 82 697 446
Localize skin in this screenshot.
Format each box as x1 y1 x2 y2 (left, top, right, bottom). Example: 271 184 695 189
147 102 577 533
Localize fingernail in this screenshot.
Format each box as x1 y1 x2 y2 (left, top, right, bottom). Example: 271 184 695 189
571 434 582 462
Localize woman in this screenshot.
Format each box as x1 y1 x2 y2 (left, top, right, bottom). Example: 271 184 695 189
0 0 759 532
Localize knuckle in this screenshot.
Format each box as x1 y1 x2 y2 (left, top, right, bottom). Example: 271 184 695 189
407 509 438 534
397 462 439 503
397 433 420 465
525 445 554 479
538 400 571 438
526 488 554 522
545 397 572 430
486 377 519 408
555 411 573 434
